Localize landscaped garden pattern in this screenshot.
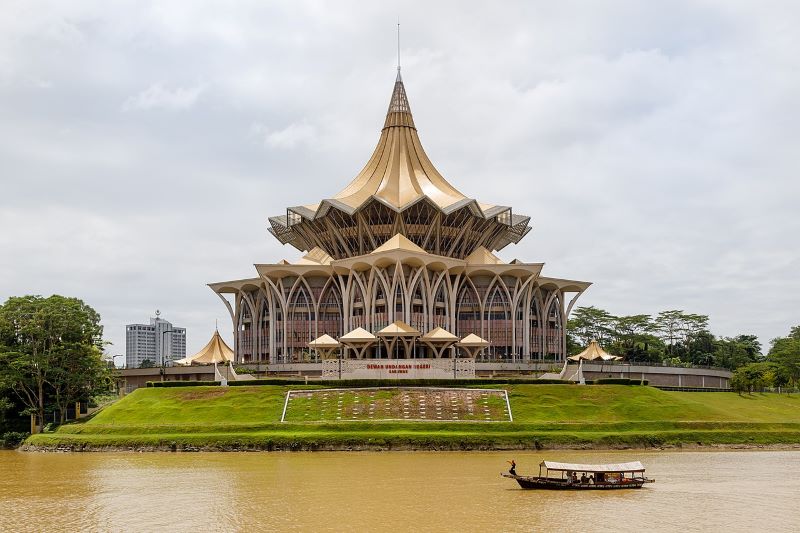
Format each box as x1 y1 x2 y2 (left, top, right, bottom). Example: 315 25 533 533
23 385 800 450
282 388 510 422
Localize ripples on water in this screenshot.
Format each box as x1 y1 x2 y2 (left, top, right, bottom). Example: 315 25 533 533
1 450 799 532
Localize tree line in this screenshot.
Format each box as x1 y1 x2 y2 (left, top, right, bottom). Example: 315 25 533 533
730 326 800 394
568 306 761 369
567 305 800 390
0 295 112 441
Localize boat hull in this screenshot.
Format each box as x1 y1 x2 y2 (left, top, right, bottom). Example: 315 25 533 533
502 474 651 490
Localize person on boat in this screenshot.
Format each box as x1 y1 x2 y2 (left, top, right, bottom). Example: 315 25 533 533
571 472 578 484
507 460 517 476
580 473 588 484
588 474 595 484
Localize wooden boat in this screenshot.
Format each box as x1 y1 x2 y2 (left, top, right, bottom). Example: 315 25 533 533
502 460 655 490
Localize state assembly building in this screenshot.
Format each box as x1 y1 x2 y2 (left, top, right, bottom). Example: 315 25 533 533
209 71 590 365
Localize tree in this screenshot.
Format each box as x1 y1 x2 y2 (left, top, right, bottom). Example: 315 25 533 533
50 343 110 424
0 295 107 432
730 362 770 394
714 336 761 371
653 310 710 363
767 328 800 388
609 315 662 362
139 359 155 369
567 306 615 350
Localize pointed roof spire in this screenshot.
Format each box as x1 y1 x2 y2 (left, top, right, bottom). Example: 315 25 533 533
384 70 415 128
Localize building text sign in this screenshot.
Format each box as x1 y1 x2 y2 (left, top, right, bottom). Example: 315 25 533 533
322 358 475 379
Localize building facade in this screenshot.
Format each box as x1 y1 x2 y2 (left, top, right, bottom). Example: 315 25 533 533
210 72 590 364
125 313 186 368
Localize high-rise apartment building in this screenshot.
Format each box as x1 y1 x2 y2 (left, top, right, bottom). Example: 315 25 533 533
125 311 186 368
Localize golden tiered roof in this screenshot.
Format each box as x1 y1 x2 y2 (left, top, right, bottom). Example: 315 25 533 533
268 71 532 259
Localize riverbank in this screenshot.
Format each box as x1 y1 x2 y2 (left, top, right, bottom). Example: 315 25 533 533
23 385 800 451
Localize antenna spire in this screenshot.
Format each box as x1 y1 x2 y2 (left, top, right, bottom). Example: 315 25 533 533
397 19 401 75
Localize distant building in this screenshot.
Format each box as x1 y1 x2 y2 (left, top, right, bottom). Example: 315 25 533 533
125 311 186 368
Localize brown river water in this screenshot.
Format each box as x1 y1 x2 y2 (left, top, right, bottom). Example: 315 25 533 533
1 449 799 532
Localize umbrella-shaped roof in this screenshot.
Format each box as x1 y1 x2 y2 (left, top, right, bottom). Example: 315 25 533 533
377 320 421 337
568 340 621 361
340 327 378 342
420 327 459 342
308 334 340 348
174 330 233 365
457 333 490 347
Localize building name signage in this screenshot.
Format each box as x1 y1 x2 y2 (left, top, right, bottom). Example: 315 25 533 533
366 363 432 374
323 358 475 380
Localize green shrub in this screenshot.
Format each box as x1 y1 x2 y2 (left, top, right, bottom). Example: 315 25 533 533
2 431 29 448
146 381 221 388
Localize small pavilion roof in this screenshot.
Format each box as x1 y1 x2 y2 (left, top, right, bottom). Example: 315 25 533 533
457 333 490 347
340 327 377 342
568 340 621 361
376 320 421 337
174 330 233 365
308 334 340 348
421 327 458 342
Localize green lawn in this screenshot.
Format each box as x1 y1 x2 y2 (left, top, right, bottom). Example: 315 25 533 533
24 385 800 451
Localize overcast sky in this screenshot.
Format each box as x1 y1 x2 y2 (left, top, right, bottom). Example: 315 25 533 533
1 1 798 359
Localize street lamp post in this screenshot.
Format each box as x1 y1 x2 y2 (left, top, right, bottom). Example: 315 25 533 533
160 329 174 381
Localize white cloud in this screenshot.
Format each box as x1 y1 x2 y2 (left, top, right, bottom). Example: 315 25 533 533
252 121 317 149
122 82 205 111
1 0 799 355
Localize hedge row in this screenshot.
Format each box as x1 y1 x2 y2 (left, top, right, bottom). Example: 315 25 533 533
146 381 221 387
228 378 573 387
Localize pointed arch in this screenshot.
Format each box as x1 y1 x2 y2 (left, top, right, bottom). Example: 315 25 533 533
287 282 316 362
528 287 543 361
544 291 564 361
237 295 255 363
429 273 450 330
256 289 271 362
408 270 428 333
317 281 343 339
370 267 392 331
483 279 512 360
347 272 368 334
455 279 481 339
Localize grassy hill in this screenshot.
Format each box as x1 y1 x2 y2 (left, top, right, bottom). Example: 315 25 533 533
24 385 800 451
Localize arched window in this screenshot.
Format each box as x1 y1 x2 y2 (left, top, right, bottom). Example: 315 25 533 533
237 297 254 363
484 284 511 360
545 295 563 360
409 280 426 332
528 294 541 360
287 285 315 362
372 280 388 330
455 283 481 338
318 284 343 338
431 280 449 330
394 283 405 321
350 280 366 330
257 296 270 362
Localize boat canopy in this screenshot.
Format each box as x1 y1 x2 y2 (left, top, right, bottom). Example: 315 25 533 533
540 461 645 473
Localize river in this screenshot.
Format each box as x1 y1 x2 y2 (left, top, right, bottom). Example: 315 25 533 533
1 449 798 532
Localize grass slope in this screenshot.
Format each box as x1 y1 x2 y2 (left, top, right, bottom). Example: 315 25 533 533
25 385 800 451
